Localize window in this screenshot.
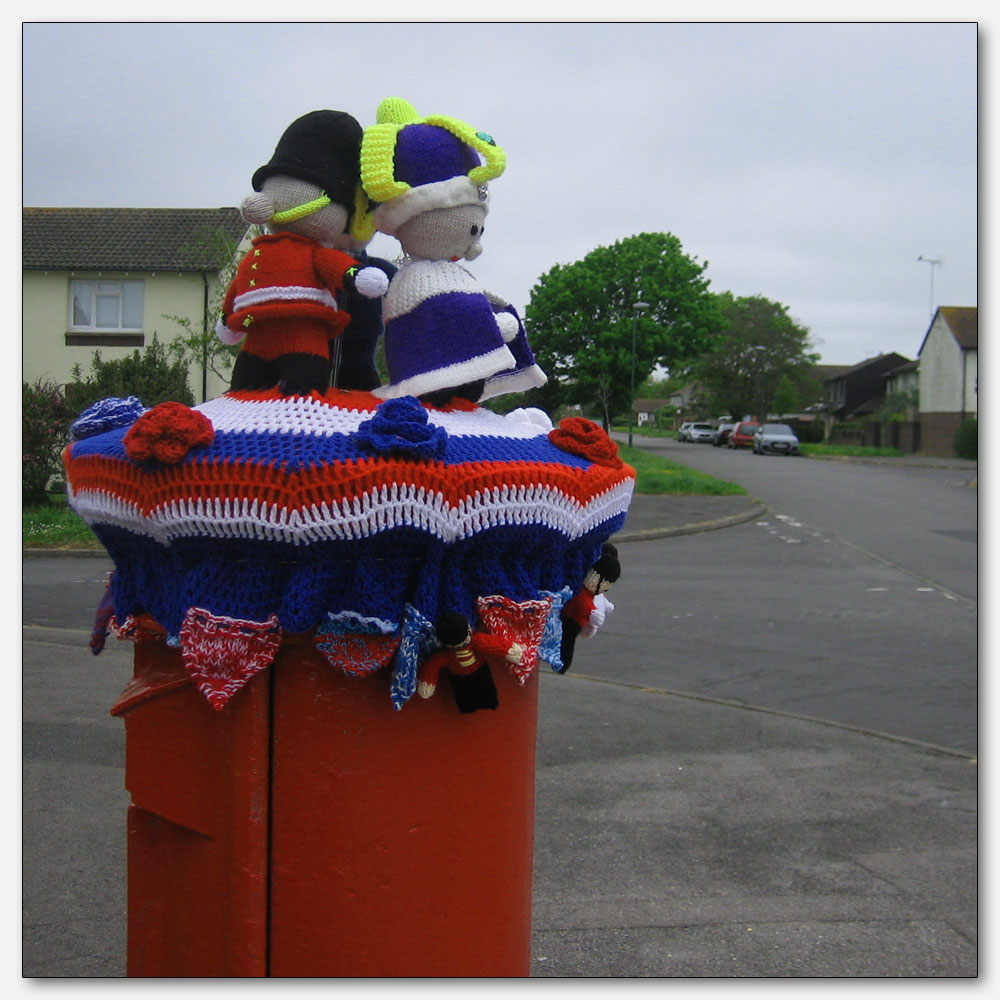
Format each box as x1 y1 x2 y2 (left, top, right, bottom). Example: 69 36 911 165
67 279 145 346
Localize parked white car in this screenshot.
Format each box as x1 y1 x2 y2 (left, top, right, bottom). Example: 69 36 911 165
753 423 800 456
677 422 694 442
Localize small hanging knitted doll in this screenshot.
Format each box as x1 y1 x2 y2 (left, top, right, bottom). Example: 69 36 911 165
219 110 389 396
557 543 622 674
361 97 531 405
417 612 525 713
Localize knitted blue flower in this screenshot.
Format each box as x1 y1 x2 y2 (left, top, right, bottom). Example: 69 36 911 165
352 396 448 461
70 396 146 440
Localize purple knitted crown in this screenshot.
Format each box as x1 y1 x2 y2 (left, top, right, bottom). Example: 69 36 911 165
393 124 481 187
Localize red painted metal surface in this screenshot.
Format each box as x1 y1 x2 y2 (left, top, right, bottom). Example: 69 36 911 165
113 638 538 977
268 641 538 977
111 641 270 977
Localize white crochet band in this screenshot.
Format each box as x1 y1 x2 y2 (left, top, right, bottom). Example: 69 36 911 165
373 176 489 236
71 477 635 549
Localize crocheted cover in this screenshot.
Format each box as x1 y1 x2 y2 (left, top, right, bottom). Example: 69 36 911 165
65 390 634 710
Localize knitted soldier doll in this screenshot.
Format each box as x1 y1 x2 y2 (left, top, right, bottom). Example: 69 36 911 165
417 612 525 713
332 249 397 390
361 98 533 405
557 543 622 673
219 110 389 396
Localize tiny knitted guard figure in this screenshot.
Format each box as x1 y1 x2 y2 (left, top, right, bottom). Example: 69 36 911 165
361 97 544 405
557 543 622 674
417 612 525 713
219 110 389 396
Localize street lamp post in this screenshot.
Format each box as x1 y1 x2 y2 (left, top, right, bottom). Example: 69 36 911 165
917 255 942 322
628 301 650 448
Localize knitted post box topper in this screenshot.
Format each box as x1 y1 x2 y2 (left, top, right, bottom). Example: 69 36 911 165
361 97 544 405
219 110 389 397
65 391 637 712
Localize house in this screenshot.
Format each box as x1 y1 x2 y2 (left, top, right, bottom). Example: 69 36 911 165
667 383 704 413
883 358 920 404
823 352 913 422
23 207 251 402
631 398 673 426
917 306 977 456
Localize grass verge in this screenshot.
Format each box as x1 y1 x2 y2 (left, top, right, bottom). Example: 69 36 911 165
617 444 747 496
23 494 102 550
799 443 903 458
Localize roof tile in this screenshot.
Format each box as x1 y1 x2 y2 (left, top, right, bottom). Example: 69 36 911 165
22 207 249 271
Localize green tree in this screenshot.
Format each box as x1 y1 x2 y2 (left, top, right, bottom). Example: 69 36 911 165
683 293 818 420
771 373 800 416
67 335 195 416
873 387 919 423
523 232 723 429
162 224 251 400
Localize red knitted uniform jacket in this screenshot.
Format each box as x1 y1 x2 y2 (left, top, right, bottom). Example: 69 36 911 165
222 232 357 360
418 633 513 689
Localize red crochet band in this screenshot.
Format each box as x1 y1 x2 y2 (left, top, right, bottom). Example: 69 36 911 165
65 451 632 517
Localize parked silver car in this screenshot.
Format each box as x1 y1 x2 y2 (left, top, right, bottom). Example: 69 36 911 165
677 422 694 442
753 423 800 455
687 422 715 444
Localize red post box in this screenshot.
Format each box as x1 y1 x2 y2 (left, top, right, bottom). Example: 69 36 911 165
112 635 538 977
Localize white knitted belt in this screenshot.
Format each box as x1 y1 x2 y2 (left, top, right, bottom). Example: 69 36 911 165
232 285 340 312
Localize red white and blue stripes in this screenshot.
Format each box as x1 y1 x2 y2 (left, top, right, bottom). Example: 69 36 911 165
65 389 634 709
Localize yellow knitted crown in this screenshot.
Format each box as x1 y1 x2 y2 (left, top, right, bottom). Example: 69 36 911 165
360 97 506 205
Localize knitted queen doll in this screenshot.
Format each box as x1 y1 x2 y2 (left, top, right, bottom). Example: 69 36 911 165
360 98 545 404
219 110 390 396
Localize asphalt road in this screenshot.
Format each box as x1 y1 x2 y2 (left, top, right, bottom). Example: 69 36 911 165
642 437 978 602
593 438 977 755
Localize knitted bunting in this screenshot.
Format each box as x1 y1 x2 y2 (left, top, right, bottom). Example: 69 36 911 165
475 594 553 685
314 610 400 677
179 608 282 711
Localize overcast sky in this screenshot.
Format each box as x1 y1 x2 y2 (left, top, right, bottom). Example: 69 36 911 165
22 20 978 368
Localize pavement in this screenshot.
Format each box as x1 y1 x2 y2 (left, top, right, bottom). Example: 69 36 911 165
22 476 978 978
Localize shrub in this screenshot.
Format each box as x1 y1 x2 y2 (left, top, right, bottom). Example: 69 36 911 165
795 419 826 443
66 334 194 416
954 418 977 460
23 379 73 505
654 407 677 429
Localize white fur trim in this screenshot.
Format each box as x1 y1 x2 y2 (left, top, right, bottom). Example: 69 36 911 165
479 365 548 402
374 343 516 401
374 176 489 236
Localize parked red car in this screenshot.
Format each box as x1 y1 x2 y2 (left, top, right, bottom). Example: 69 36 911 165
727 421 761 448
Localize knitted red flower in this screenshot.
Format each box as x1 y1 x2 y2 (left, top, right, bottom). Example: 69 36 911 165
123 402 214 464
548 417 622 467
